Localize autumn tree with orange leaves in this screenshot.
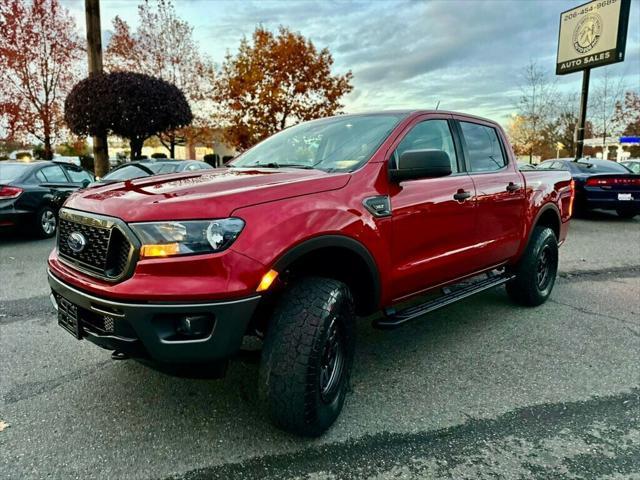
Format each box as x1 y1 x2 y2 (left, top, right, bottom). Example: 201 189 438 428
105 0 214 157
0 0 83 159
215 26 354 150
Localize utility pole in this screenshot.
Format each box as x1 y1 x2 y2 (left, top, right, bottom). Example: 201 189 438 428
574 68 590 160
85 0 109 177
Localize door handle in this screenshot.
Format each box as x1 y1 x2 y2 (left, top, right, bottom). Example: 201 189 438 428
506 182 521 192
453 189 472 201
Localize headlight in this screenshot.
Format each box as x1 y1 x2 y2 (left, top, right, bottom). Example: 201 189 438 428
130 218 245 258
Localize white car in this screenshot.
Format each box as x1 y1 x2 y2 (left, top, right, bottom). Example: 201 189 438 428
620 159 640 174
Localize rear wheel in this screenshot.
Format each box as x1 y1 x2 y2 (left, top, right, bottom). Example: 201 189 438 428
34 206 57 238
259 277 355 437
616 208 637 219
507 227 558 306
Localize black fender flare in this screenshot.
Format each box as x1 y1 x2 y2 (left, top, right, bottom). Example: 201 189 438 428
272 234 381 313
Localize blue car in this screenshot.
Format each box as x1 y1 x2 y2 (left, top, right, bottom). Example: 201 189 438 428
538 158 639 219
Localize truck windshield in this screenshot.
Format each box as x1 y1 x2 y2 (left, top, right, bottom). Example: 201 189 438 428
230 114 406 172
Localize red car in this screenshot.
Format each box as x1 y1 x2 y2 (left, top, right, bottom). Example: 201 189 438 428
48 111 573 436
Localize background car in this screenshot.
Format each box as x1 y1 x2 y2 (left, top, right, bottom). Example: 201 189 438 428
538 158 639 218
620 159 640 174
518 162 537 170
93 159 213 185
0 160 94 237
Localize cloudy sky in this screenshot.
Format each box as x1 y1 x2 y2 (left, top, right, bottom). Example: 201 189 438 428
61 0 639 124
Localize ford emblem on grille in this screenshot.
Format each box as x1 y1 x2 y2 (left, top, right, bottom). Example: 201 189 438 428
67 232 87 253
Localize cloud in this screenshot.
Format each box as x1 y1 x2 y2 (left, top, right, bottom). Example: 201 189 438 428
61 0 640 125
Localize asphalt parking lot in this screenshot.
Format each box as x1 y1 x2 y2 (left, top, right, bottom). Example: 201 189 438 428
1 212 639 479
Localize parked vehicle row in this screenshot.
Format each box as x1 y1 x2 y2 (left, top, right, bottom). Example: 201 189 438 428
538 158 639 218
0 159 215 237
47 110 573 436
94 159 212 185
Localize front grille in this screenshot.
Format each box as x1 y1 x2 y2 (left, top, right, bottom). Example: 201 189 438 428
57 210 134 281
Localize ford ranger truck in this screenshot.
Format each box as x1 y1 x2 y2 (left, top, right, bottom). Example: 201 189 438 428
48 111 573 436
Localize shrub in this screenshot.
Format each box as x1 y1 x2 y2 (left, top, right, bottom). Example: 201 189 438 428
151 152 168 158
65 72 193 159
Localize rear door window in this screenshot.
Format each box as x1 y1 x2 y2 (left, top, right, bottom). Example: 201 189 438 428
63 166 93 183
40 165 69 183
460 122 507 172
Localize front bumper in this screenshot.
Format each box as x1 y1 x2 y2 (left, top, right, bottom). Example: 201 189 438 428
48 270 261 363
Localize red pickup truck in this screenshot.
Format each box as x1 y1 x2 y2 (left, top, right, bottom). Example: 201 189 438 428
48 111 573 436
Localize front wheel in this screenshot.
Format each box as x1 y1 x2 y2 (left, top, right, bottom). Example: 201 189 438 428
507 226 558 306
259 277 355 437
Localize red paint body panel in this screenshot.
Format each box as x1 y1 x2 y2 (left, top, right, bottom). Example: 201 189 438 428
66 168 350 222
49 111 572 309
48 247 264 301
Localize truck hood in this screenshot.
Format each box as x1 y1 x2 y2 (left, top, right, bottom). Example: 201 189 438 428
65 168 350 222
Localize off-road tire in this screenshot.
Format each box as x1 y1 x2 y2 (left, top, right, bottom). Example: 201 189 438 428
616 208 637 219
34 206 57 238
259 277 356 437
506 226 558 307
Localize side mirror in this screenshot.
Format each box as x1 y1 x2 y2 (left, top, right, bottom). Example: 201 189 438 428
81 179 91 188
389 149 452 182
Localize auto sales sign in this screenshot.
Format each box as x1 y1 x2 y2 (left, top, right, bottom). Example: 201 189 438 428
556 0 631 75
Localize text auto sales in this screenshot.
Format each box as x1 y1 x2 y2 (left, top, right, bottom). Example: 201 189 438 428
559 50 612 70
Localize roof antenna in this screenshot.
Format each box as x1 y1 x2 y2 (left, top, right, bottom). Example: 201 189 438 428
435 100 440 110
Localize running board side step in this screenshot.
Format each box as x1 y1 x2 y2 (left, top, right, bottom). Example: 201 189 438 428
374 272 515 329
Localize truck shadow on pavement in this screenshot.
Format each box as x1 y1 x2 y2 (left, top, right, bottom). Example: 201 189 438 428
57 288 519 439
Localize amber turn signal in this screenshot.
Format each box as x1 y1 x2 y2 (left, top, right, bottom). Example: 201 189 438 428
140 243 180 258
257 269 278 292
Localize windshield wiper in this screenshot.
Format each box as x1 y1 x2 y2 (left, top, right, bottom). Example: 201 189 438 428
239 161 281 168
238 162 316 170
278 164 315 169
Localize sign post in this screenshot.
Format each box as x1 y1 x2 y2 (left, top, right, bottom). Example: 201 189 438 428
556 0 631 159
575 68 590 159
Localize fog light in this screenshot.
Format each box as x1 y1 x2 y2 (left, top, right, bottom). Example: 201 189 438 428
176 314 214 337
